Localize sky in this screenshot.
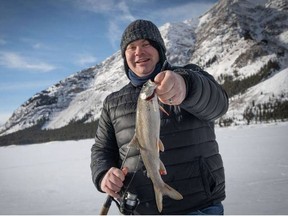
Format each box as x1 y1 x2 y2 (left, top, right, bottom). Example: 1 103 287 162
0 0 218 125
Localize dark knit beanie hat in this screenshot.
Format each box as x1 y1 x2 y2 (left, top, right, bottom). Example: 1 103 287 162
120 19 167 75
120 19 166 56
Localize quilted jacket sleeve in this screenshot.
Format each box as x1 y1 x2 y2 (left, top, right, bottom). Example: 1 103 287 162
176 64 229 121
90 97 119 192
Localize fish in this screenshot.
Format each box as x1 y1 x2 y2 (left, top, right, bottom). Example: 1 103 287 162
128 79 183 212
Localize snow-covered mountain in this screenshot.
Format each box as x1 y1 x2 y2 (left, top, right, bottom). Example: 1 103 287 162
1 0 287 136
193 0 288 124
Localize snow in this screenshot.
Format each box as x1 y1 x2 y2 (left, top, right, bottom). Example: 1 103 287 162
279 30 288 45
43 52 126 130
217 123 288 214
1 123 288 214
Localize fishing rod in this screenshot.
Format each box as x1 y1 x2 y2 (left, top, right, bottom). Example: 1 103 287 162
99 195 113 215
99 147 132 215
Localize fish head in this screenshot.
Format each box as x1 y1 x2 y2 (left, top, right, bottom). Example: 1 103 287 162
140 80 157 101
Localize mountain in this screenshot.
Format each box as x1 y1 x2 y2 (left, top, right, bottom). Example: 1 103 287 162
192 0 288 125
0 0 287 141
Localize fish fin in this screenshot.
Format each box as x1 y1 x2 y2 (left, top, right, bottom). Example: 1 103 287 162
128 134 147 151
143 169 149 178
158 139 165 152
128 134 140 149
159 160 167 175
155 184 183 212
159 105 169 116
154 186 163 212
161 183 183 200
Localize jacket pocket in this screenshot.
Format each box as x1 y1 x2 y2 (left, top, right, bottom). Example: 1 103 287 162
199 157 216 198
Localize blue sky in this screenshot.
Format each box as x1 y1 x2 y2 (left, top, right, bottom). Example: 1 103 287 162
0 0 217 125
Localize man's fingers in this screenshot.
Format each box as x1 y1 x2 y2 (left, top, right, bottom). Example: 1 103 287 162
105 187 121 199
112 168 126 182
101 167 128 199
155 71 186 105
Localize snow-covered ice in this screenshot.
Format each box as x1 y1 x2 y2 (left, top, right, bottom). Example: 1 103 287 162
0 123 288 214
217 123 288 214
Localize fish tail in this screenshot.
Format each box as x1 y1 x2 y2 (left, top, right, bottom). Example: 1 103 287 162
154 184 183 212
154 186 163 212
162 183 183 200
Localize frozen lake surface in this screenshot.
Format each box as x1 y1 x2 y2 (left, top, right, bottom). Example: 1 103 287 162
0 123 287 214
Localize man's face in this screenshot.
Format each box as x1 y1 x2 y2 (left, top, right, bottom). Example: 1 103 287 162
125 39 159 77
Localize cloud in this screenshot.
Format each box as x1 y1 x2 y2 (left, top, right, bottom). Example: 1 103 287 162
0 38 7 45
32 42 51 50
117 1 135 21
0 112 12 126
0 80 55 91
75 0 215 51
75 0 133 15
152 2 215 22
75 0 135 49
19 37 54 51
0 52 56 72
107 20 124 50
76 54 98 66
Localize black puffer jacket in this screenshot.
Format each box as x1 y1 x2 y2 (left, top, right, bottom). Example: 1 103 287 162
91 63 229 214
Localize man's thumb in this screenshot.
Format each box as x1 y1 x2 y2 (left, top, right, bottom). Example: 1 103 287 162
122 167 129 176
154 71 165 84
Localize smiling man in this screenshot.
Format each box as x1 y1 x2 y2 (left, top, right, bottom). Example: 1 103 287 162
91 19 229 215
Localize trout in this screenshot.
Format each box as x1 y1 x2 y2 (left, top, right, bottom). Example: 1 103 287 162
128 79 183 212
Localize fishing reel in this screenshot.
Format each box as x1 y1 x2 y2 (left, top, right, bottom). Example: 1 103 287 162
119 192 140 215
